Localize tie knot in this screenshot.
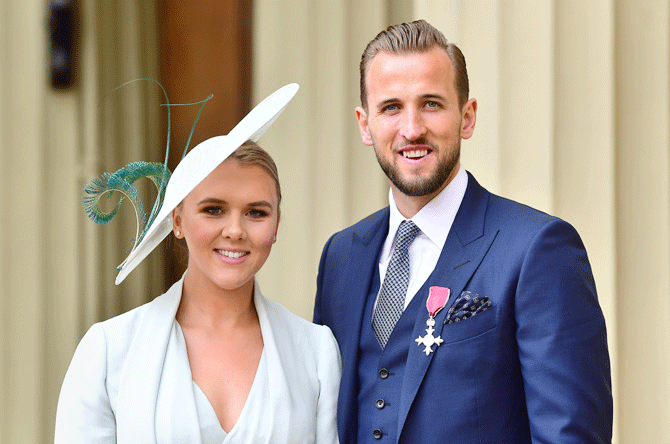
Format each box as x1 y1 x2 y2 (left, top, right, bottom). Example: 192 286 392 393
395 220 420 251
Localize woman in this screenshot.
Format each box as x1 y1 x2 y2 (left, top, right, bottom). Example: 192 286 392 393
55 84 341 443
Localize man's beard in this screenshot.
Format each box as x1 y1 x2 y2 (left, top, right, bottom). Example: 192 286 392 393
373 138 460 197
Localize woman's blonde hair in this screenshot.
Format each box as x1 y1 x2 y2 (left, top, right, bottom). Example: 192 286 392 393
229 140 281 206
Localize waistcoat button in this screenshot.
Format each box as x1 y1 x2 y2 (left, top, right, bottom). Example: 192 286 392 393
379 368 389 379
376 399 385 409
373 429 383 439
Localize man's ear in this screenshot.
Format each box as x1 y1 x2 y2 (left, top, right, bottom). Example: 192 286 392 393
460 98 477 140
355 106 374 146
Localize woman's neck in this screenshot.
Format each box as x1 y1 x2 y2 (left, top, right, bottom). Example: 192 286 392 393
176 271 258 331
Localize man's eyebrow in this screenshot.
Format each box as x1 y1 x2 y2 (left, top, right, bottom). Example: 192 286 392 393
419 93 448 101
375 98 399 109
375 93 448 109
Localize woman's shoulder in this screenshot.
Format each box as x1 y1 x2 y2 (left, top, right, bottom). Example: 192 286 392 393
256 289 339 366
99 290 175 332
259 292 330 337
86 281 182 356
261 297 321 334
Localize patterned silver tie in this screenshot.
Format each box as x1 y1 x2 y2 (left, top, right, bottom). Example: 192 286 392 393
372 220 420 349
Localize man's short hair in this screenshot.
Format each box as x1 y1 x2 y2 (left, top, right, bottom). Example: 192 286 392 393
359 19 469 110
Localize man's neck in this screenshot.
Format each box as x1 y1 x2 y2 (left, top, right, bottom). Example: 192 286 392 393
392 189 436 219
391 166 459 219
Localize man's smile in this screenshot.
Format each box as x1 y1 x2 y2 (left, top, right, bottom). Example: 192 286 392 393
401 149 430 159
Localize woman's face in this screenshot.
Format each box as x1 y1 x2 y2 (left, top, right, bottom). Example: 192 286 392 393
172 159 279 294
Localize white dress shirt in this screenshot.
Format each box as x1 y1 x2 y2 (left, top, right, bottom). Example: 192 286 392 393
376 166 468 310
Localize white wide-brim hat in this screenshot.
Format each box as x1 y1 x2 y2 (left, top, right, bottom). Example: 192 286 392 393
115 83 299 285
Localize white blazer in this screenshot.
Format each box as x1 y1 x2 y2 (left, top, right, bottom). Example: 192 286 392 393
55 276 341 443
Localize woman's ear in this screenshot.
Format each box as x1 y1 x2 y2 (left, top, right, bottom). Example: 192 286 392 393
273 209 281 243
172 208 182 238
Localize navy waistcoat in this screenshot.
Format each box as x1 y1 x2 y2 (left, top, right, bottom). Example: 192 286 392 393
357 264 427 443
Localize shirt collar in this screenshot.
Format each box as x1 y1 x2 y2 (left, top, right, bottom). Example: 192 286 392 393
388 165 468 251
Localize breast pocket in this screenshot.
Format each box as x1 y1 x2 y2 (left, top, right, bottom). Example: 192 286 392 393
439 305 498 345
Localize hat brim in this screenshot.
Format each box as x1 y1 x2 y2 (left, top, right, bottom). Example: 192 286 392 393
115 83 299 285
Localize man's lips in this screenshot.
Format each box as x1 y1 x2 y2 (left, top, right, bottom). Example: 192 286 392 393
398 145 433 159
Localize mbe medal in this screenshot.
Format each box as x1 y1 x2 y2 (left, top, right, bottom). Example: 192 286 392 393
415 286 450 356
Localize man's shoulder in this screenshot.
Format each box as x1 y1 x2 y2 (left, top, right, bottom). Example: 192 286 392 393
330 206 389 242
466 173 561 227
317 207 389 267
459 173 586 252
488 192 556 223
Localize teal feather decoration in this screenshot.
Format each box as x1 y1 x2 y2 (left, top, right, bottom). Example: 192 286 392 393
83 162 171 268
82 79 212 271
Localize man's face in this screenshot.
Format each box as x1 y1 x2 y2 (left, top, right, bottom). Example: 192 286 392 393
356 47 476 205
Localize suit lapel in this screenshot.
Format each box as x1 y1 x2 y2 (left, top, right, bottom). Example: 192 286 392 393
397 173 498 438
337 209 389 434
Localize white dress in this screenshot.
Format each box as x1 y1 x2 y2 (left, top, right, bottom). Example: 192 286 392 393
193 380 229 443
179 322 268 444
55 275 341 444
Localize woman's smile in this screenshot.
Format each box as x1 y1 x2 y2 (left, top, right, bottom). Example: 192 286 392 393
215 248 249 259
173 159 280 294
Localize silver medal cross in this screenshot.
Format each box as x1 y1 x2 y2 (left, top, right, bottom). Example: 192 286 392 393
415 316 444 356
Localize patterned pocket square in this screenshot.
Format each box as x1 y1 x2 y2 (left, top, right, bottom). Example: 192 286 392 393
444 291 492 324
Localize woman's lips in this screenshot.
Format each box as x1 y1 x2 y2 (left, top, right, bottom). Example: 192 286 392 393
215 248 249 262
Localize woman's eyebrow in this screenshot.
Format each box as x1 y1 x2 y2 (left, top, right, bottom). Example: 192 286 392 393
196 198 273 209
196 197 226 206
248 201 273 209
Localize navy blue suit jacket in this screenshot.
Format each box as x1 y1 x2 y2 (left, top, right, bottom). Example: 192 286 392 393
314 173 612 443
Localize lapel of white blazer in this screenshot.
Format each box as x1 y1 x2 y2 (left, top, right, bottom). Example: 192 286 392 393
397 173 500 439
116 276 198 443
226 281 289 441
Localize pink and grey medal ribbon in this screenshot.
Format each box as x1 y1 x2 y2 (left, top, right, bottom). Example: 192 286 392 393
415 286 450 356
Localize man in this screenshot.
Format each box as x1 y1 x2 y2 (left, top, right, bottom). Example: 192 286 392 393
313 20 612 443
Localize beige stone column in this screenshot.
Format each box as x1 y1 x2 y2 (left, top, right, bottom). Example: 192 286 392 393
0 0 162 441
615 1 670 442
253 0 389 319
0 2 47 442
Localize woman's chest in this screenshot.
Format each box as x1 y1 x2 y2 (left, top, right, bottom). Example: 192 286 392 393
183 324 264 433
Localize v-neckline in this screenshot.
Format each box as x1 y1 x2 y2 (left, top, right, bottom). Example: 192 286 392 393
176 321 267 437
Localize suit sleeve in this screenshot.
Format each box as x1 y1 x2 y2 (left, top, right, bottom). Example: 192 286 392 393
315 324 342 444
515 219 612 443
314 233 336 325
54 323 116 444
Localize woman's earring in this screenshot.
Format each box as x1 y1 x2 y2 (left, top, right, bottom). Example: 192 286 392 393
175 230 181 237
